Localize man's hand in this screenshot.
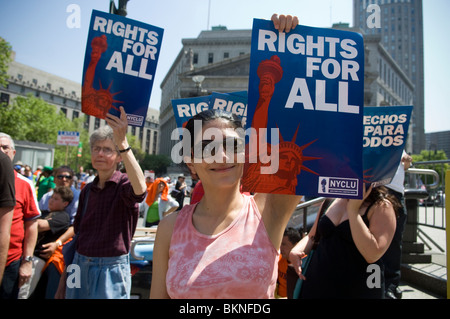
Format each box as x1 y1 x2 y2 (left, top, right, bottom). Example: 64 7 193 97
18 260 33 288
38 242 58 259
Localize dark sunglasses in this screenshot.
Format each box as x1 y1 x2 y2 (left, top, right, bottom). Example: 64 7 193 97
192 137 245 159
57 175 73 180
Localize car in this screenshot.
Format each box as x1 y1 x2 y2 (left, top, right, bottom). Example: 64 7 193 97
130 230 155 299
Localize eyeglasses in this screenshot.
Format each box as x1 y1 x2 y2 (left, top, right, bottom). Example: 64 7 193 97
192 137 245 159
57 175 73 180
0 145 12 152
91 146 116 156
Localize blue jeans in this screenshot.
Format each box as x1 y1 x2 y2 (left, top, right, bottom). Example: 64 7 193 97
65 252 131 299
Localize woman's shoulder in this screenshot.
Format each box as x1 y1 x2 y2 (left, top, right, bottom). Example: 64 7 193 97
366 198 395 220
156 209 179 241
159 203 194 230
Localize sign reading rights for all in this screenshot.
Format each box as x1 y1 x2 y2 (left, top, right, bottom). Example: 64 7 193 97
242 19 365 199
57 131 80 146
82 10 164 127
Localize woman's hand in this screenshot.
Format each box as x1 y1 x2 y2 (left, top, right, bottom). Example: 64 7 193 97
289 244 308 280
105 106 129 150
271 14 299 33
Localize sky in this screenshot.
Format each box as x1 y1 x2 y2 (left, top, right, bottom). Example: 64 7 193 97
0 0 448 133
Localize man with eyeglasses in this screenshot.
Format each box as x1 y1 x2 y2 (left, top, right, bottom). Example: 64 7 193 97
0 132 40 299
39 166 80 225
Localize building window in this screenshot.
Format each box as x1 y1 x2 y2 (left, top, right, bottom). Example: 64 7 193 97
152 131 158 154
84 115 90 130
193 53 198 64
146 130 151 153
0 93 10 105
95 117 100 129
60 107 67 116
73 111 79 120
208 53 214 64
224 52 229 59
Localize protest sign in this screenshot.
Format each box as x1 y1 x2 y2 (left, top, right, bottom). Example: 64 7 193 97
171 92 248 138
172 95 211 133
241 19 365 199
171 92 248 164
82 10 163 126
363 105 413 186
209 91 248 128
57 131 80 146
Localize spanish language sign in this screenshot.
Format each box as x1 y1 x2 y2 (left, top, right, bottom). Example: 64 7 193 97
82 10 164 126
363 105 413 186
241 19 365 199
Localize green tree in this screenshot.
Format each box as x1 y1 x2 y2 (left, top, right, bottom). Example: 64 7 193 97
0 37 12 87
0 94 91 169
126 133 145 163
141 154 172 176
412 150 449 188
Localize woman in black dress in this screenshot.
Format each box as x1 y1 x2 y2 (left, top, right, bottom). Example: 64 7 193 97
290 186 400 298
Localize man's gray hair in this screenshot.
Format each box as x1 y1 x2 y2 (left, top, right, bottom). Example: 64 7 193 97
89 126 118 151
0 132 15 150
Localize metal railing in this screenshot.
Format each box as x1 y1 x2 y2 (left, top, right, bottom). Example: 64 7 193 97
290 197 325 235
405 164 446 230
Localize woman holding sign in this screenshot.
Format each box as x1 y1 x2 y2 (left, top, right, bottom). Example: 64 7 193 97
289 185 400 299
150 14 300 299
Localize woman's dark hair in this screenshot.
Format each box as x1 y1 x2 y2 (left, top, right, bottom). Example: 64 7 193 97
364 185 401 217
182 109 243 155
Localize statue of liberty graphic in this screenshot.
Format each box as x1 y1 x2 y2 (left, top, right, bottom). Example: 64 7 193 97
242 55 321 194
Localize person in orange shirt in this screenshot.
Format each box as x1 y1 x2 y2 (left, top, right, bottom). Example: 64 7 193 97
276 227 301 298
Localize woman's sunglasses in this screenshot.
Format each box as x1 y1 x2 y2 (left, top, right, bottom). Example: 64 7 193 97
192 137 245 159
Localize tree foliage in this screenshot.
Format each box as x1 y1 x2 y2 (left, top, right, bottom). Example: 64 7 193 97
0 94 90 168
140 154 172 176
412 149 449 188
0 37 12 87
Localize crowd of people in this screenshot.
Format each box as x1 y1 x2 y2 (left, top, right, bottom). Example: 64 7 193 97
0 14 413 300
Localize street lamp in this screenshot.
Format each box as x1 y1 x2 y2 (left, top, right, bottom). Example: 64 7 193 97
192 75 207 95
109 0 129 16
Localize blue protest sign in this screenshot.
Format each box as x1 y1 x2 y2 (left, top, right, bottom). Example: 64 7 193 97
209 91 248 128
242 19 365 199
363 105 413 186
82 10 163 126
171 91 248 136
172 95 211 127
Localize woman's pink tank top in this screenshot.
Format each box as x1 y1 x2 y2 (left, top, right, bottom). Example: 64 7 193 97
166 194 279 299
